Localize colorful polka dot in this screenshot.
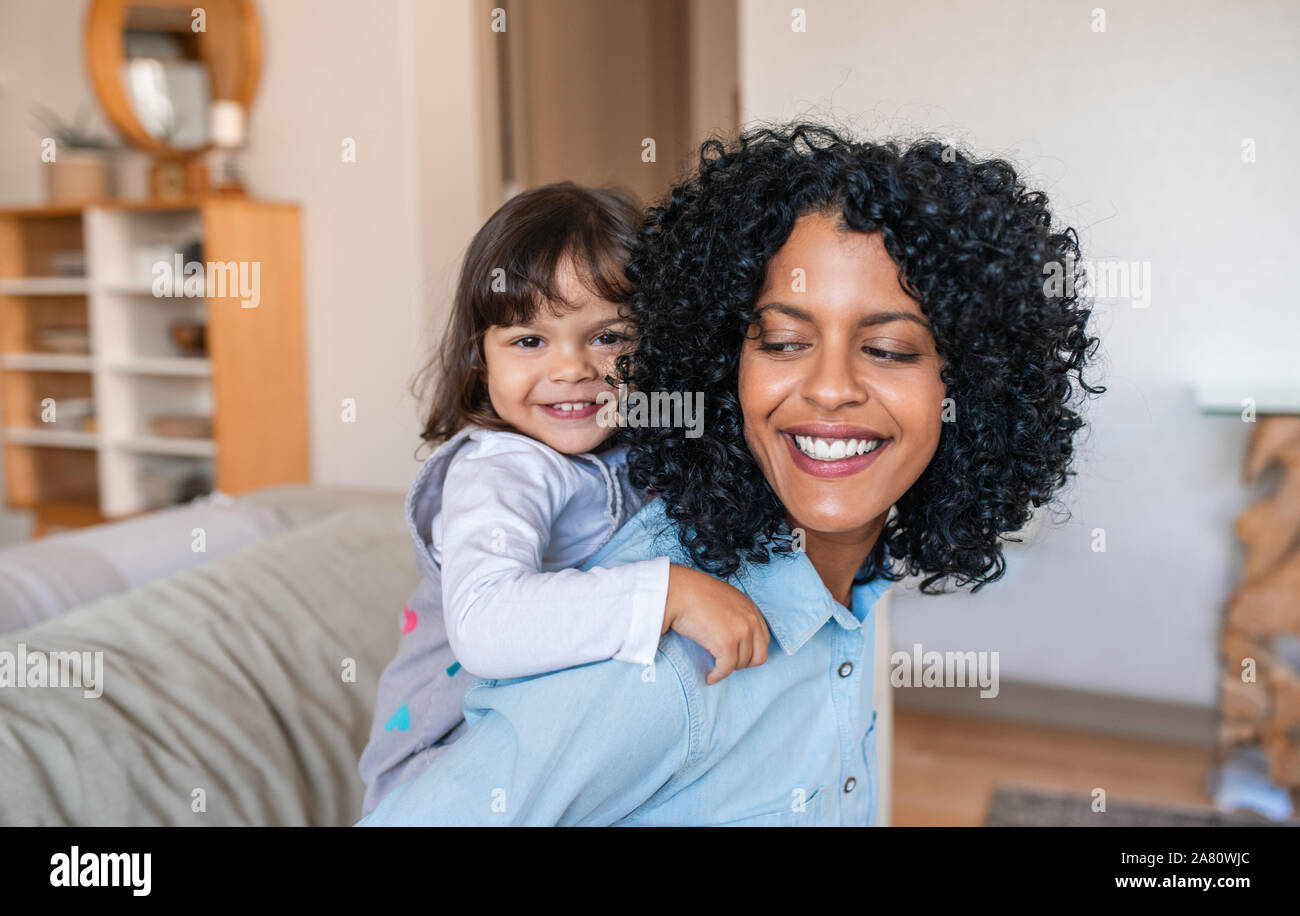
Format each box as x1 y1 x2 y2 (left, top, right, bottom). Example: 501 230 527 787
385 704 411 731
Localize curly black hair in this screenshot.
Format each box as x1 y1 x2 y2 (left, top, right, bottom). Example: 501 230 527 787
618 122 1104 594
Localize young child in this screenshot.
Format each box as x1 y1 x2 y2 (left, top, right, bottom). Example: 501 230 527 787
358 182 769 816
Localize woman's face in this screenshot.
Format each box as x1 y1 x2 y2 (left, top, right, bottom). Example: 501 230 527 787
738 211 946 543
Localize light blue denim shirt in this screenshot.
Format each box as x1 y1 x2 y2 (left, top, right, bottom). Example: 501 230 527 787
357 496 891 826
358 426 662 818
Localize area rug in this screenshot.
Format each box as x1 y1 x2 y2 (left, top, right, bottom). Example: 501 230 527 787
984 785 1300 827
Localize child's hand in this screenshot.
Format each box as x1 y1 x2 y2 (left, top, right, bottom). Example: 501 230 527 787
663 563 770 685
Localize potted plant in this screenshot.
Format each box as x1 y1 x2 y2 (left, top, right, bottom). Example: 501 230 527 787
30 104 118 204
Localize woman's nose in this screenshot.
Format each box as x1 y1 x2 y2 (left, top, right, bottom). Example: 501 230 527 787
803 348 868 410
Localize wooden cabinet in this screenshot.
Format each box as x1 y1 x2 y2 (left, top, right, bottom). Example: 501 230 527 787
0 199 308 536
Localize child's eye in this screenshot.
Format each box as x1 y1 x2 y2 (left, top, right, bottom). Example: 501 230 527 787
511 336 544 349
593 331 630 346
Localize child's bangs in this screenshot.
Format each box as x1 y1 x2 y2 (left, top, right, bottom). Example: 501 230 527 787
557 221 637 310
474 198 637 329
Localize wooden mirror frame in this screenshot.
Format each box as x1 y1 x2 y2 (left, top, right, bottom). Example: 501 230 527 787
85 0 262 159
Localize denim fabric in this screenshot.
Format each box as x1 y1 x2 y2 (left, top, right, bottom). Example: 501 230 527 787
357 427 659 818
357 496 890 826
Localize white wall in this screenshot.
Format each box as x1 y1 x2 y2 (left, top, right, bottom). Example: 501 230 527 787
739 0 1300 707
0 0 485 498
239 0 483 490
0 1 114 202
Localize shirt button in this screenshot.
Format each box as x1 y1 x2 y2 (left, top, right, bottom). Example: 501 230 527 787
844 777 857 793
838 662 853 677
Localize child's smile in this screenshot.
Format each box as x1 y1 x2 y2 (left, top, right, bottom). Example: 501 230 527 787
537 401 602 421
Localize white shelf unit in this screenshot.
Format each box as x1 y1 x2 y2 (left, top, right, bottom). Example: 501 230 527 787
1 427 99 449
1 199 308 533
107 356 212 376
0 277 91 296
82 206 216 516
0 353 95 371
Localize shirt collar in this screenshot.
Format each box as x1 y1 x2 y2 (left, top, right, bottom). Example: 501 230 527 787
732 547 893 655
588 498 893 656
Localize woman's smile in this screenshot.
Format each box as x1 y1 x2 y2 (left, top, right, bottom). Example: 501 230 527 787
781 425 893 479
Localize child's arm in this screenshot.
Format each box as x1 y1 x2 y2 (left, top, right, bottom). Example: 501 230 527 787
439 439 770 683
439 440 671 678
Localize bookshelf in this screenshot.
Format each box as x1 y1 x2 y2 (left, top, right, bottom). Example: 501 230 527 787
0 198 308 535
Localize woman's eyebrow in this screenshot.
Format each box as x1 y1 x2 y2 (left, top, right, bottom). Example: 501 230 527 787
755 301 931 330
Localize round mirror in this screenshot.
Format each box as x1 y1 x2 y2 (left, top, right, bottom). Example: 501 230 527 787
86 0 261 157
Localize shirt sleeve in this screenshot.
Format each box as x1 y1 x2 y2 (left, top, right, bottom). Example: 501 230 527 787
439 436 671 678
354 649 691 826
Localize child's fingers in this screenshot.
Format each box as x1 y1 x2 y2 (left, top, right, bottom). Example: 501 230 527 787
734 637 753 672
744 611 769 668
706 645 738 685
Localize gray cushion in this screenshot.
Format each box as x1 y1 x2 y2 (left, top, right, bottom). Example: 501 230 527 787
0 494 290 633
0 486 406 635
238 484 406 528
0 502 414 826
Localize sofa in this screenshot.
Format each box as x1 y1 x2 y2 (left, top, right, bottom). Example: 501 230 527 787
0 486 412 826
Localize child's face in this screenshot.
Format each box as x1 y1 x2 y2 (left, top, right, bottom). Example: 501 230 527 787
482 258 634 455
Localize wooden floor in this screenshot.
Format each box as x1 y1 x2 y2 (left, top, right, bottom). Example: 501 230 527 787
892 707 1215 827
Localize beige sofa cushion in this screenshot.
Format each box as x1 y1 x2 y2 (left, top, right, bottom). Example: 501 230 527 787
0 501 413 826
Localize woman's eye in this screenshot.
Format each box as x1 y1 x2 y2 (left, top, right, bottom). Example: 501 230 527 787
512 336 544 349
864 346 920 363
758 340 807 353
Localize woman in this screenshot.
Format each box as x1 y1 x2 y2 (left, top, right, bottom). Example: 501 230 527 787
357 123 1102 826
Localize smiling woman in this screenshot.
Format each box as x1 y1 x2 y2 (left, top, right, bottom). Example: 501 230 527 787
620 123 1105 597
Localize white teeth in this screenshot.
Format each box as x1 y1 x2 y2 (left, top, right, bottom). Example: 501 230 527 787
792 435 884 461
550 402 593 411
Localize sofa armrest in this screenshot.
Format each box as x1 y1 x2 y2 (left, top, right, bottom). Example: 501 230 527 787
0 492 288 633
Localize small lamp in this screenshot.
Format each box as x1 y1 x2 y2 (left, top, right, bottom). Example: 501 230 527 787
208 99 247 195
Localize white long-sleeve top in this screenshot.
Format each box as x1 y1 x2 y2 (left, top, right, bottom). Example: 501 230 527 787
430 429 670 678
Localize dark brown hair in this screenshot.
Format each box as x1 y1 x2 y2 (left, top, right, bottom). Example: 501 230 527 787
413 181 643 451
